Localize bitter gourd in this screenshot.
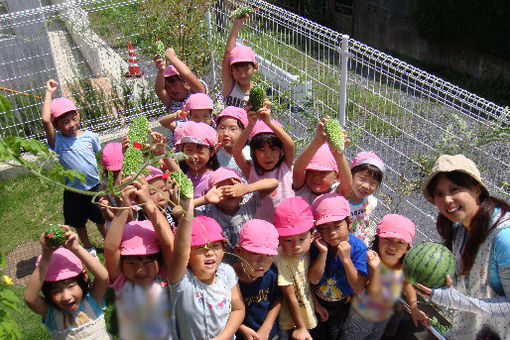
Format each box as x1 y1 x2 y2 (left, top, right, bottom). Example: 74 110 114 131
230 6 254 18
323 118 345 152
170 171 194 199
155 40 166 60
248 85 264 112
44 225 67 246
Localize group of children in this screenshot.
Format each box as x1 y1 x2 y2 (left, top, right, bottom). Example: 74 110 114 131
25 12 431 340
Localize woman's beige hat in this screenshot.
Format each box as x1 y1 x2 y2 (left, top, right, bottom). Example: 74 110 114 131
422 154 488 203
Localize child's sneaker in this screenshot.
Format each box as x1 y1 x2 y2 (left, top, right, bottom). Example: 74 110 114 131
86 247 98 258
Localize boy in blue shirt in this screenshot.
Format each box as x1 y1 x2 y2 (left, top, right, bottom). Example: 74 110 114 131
41 79 105 256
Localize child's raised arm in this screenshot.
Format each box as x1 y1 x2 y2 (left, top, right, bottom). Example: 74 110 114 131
41 79 57 148
232 109 257 179
167 198 194 284
329 127 351 197
153 55 172 108
365 250 382 297
258 104 295 168
222 15 249 99
213 283 245 340
308 232 328 285
165 47 205 94
338 241 367 294
24 234 55 318
222 178 278 200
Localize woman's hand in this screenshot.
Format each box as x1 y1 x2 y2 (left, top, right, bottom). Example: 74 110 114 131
415 274 453 298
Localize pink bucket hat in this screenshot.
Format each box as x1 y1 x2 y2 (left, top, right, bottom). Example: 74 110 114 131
350 152 385 173
208 167 243 188
50 97 77 122
185 93 214 112
174 121 218 146
312 193 350 226
101 142 124 171
36 248 83 282
144 165 168 182
120 220 161 256
229 45 257 66
164 65 180 78
191 216 227 247
376 214 415 244
216 106 248 127
274 197 314 237
250 120 283 139
306 144 337 172
239 219 279 256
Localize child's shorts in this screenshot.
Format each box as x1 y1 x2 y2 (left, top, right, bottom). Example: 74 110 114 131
63 184 105 228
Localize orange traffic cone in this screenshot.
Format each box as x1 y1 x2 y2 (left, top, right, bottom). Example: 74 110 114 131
126 41 144 78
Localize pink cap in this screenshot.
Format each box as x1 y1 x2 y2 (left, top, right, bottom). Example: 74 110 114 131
50 97 77 122
174 121 218 146
164 65 180 77
376 214 415 244
306 144 337 172
216 106 248 127
229 45 257 66
274 197 314 237
120 220 161 256
312 193 350 226
36 248 83 282
208 167 242 188
239 219 279 256
144 165 166 182
101 142 124 171
185 93 213 111
250 120 283 139
191 216 227 247
350 152 385 173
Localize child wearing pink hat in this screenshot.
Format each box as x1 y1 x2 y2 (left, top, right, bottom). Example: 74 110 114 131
24 225 110 338
309 193 368 340
159 92 216 148
194 166 278 252
232 105 295 223
233 219 282 340
216 106 252 176
153 46 207 114
293 117 352 204
348 151 386 246
41 79 105 256
273 197 317 340
342 214 429 339
169 214 245 340
222 12 258 107
174 121 220 198
105 176 180 339
97 142 124 226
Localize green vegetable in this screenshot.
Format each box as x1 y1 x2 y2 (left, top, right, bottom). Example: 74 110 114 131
248 85 264 112
430 316 450 334
128 114 149 145
44 225 66 246
230 6 255 18
323 118 345 152
122 147 144 176
155 40 166 59
170 171 194 199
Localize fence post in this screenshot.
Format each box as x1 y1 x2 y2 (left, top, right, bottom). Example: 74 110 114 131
338 34 349 126
206 9 217 85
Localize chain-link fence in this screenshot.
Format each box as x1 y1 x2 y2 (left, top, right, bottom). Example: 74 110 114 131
0 0 508 244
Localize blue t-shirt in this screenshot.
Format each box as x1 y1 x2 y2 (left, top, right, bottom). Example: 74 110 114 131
51 130 100 190
238 265 281 339
310 233 368 301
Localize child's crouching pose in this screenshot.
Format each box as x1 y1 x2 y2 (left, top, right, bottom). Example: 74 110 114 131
169 215 245 340
273 197 317 340
24 226 110 339
309 193 368 340
342 214 429 339
234 219 281 340
105 178 176 340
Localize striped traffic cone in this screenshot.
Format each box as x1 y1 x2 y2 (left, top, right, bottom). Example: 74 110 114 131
126 41 144 78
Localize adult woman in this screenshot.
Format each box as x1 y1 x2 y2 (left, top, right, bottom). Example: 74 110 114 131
418 154 510 339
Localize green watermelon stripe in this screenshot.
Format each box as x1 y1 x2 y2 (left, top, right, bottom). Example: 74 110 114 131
403 242 455 288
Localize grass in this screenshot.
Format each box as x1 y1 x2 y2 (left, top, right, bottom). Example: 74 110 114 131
0 173 115 339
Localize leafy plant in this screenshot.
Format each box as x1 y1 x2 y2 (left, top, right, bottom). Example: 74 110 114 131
0 253 21 339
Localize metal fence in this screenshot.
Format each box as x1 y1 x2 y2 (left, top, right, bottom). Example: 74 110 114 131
0 0 508 243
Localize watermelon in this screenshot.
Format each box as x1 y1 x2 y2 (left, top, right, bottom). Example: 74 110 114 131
403 241 455 288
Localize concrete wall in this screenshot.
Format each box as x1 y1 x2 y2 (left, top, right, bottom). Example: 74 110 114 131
330 0 510 83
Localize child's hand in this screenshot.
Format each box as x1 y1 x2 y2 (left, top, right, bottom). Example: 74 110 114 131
313 297 329 322
338 240 351 261
410 306 430 327
245 108 258 126
204 185 225 204
257 106 271 124
61 225 80 252
153 54 166 71
315 117 328 143
45 79 57 94
165 47 177 60
366 250 380 270
312 230 328 253
234 13 250 24
175 107 189 121
149 130 167 156
121 135 130 153
238 325 260 340
221 183 247 198
131 178 153 205
292 327 312 340
39 232 58 256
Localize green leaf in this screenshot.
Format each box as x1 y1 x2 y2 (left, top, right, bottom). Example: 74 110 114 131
0 94 11 115
19 139 49 157
0 289 20 306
